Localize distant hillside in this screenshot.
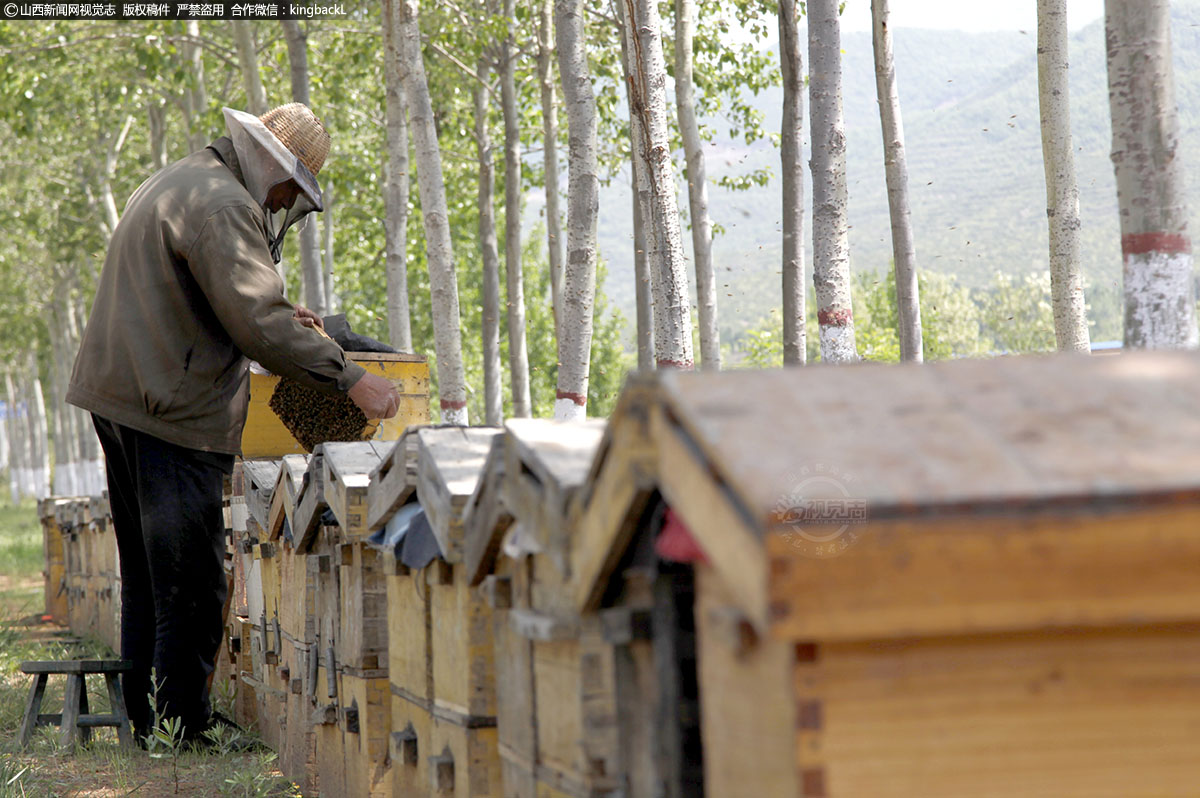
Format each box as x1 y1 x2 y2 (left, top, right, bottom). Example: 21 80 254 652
581 2 1200 347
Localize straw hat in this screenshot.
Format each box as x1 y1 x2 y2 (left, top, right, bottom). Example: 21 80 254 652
259 103 330 176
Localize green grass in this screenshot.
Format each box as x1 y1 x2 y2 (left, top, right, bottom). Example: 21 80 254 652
0 501 41 578
0 501 303 796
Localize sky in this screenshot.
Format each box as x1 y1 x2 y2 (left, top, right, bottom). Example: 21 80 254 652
837 0 1106 33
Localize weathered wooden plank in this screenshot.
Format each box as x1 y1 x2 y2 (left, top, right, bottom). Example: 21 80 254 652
809 624 1200 797
765 502 1200 643
500 420 605 569
338 543 388 671
567 383 658 614
651 402 768 631
340 671 391 798
366 431 421 533
323 441 388 541
293 451 328 553
430 563 496 722
268 454 309 541
503 418 606 492
693 564 799 798
658 351 1200 528
462 435 513 587
242 460 280 532
416 427 503 563
386 554 431 710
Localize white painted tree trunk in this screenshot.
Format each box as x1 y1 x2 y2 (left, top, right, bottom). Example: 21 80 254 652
619 0 694 370
475 74 504 426
675 0 719 370
382 0 414 352
182 20 209 153
1105 0 1193 349
872 0 924 362
553 0 600 419
232 21 269 116
401 0 470 424
501 5 532 419
537 0 565 336
69 295 105 495
281 20 327 315
779 0 806 366
5 372 24 503
808 0 858 363
50 305 79 496
25 354 50 500
1038 0 1090 353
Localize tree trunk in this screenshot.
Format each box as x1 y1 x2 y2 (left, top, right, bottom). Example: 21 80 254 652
475 74 504 426
1106 0 1195 349
808 0 858 363
553 0 601 418
323 176 338 313
382 0 414 352
49 313 71 496
619 0 694 370
99 116 134 245
69 296 104 495
1036 0 1090 352
148 99 169 171
537 0 565 337
779 0 806 366
25 353 50 500
616 7 655 370
182 20 209 153
501 6 532 419
633 163 654 370
872 0 924 362
232 21 269 116
675 0 719 369
281 20 327 315
5 371 25 503
50 305 80 496
401 0 470 424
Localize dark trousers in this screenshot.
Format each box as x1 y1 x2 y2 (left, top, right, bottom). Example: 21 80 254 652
92 414 232 739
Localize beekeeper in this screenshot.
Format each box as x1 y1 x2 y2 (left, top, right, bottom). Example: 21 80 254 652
66 103 399 743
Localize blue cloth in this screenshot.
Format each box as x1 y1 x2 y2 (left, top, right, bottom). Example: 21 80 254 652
367 501 423 552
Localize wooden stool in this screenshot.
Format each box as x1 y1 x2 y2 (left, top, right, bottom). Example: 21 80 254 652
18 659 134 750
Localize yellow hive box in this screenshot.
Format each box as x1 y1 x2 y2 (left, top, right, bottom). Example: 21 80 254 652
242 353 430 459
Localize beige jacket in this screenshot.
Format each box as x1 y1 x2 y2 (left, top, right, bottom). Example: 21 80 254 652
67 137 366 454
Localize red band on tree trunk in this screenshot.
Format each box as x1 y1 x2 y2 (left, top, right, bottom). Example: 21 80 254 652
555 390 587 406
817 308 853 326
655 358 695 370
1122 232 1191 256
439 398 467 410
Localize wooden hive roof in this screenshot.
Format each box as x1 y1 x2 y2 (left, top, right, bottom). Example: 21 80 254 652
659 350 1200 526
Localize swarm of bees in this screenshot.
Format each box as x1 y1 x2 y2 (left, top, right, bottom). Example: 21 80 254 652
268 378 374 452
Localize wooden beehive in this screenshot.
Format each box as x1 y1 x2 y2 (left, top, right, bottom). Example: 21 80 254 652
292 441 396 798
38 498 70 624
647 352 1200 798
464 418 614 797
242 352 431 459
365 428 434 798
416 426 504 797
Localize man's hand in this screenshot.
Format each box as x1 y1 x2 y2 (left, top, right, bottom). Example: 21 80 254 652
348 372 401 420
293 306 324 330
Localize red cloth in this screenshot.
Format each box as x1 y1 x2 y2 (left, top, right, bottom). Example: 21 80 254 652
655 508 708 564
